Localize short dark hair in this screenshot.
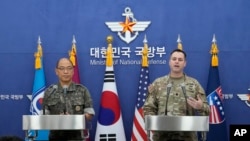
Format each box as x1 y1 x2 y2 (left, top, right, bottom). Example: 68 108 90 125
170 49 187 59
56 58 73 68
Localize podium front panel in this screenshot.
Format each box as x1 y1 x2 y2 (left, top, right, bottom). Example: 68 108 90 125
145 115 209 131
23 115 86 130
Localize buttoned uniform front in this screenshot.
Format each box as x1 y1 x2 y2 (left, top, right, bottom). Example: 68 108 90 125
42 82 95 141
143 74 210 141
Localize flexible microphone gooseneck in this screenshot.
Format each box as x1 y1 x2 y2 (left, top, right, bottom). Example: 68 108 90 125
62 85 68 114
165 83 172 115
63 85 68 95
180 83 189 115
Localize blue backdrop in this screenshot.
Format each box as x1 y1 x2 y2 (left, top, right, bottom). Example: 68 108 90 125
0 0 250 140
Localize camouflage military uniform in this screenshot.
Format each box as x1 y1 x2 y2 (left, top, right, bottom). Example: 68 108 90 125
143 74 210 141
42 82 95 141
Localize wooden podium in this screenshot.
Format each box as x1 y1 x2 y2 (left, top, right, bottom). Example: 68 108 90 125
22 115 90 141
145 115 209 141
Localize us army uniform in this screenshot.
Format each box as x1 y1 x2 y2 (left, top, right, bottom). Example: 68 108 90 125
143 74 210 141
42 82 95 141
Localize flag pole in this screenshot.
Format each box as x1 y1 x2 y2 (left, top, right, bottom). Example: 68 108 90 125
95 35 126 141
131 35 150 141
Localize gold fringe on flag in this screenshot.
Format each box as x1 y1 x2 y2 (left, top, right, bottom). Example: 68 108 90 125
69 43 76 66
210 42 219 67
34 51 41 69
106 35 113 66
177 42 183 50
34 44 43 69
37 44 43 57
142 40 148 67
177 34 183 50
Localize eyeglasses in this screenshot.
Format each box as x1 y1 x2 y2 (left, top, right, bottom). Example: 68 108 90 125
57 66 73 71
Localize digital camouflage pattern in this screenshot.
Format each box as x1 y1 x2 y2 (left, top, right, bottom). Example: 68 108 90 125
43 82 94 115
42 82 94 140
143 74 210 141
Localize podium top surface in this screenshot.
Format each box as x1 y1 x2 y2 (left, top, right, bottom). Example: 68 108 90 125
145 115 209 131
22 115 87 130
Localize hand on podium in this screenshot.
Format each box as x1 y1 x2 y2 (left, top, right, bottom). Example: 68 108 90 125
85 113 93 121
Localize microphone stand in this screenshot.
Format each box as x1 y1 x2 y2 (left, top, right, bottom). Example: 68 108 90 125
165 83 172 115
62 86 68 114
180 83 189 115
201 131 207 141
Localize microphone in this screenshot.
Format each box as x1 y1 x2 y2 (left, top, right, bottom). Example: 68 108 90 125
62 85 68 114
43 85 58 115
167 83 172 94
46 85 58 97
180 83 189 115
51 85 58 94
63 85 68 95
165 83 172 115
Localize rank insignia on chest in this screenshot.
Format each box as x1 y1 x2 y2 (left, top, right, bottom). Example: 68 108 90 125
75 106 81 111
175 93 179 97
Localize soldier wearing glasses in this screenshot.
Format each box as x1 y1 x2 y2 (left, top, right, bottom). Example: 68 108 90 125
42 58 95 141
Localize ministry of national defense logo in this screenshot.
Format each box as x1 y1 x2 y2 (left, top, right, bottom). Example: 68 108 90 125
105 7 151 44
237 88 250 107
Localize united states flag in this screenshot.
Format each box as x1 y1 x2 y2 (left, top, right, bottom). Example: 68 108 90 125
131 67 150 141
207 86 225 124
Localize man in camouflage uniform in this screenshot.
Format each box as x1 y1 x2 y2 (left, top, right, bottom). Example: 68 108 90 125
42 58 95 141
143 49 210 141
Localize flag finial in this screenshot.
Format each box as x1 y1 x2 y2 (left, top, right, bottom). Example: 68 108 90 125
107 35 113 44
177 34 183 50
143 34 148 44
37 36 43 57
35 36 42 69
210 34 219 67
72 35 76 44
212 34 216 43
142 35 148 67
38 36 42 44
106 35 113 66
